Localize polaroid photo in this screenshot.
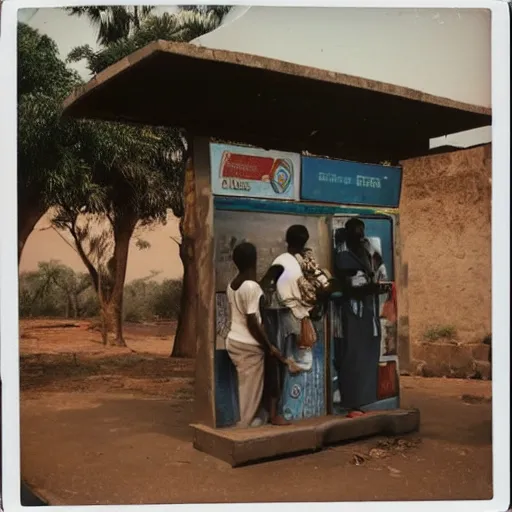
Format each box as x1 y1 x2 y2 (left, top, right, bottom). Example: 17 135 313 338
1 1 509 511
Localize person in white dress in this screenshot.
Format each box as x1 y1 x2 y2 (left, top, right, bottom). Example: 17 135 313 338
226 242 291 427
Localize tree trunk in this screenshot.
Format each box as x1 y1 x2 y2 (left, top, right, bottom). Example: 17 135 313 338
110 298 125 347
172 160 197 358
68 212 135 347
133 6 140 28
65 293 71 319
71 294 78 319
109 214 137 347
99 302 114 346
18 197 47 263
172 232 197 357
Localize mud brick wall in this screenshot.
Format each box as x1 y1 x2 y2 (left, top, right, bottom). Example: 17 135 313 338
400 144 492 350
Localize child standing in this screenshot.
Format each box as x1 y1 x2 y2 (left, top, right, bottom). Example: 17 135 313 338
226 242 295 427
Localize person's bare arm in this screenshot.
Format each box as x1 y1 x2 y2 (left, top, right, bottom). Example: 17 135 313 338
259 264 284 291
344 279 390 298
246 314 273 352
246 314 300 372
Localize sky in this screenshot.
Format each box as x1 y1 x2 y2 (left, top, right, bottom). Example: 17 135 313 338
21 212 184 282
18 6 492 280
196 7 491 109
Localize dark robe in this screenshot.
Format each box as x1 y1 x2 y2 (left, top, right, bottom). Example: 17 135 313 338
333 244 381 410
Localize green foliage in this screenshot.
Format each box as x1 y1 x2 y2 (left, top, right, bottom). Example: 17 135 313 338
423 325 458 342
19 261 182 322
18 6 231 228
18 23 80 96
67 12 181 75
54 121 188 226
60 5 233 225
124 276 182 322
17 23 98 213
65 6 154 45
17 8 230 340
174 6 231 41
19 260 94 318
66 7 231 75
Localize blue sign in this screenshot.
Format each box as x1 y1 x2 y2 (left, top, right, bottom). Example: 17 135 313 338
301 156 402 207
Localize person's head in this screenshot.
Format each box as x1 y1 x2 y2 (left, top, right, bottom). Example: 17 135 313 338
334 228 346 247
232 242 257 274
286 225 309 252
345 217 365 244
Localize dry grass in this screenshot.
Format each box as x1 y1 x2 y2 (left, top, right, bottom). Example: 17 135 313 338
19 318 194 401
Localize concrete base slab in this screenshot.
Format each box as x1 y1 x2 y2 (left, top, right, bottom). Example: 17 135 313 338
191 408 420 467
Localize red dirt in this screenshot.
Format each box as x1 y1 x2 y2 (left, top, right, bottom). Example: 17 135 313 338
19 319 493 505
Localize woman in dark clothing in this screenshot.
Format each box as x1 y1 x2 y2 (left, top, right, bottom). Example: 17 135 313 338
333 218 390 414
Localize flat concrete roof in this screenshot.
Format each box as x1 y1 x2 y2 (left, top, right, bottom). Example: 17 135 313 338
63 41 491 164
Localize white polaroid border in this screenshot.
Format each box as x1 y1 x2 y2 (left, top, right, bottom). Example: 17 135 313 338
1 1 509 512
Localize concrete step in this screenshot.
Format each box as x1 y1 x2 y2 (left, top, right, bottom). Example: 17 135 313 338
192 409 420 467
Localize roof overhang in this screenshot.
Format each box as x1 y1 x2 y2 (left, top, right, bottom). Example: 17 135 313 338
63 40 491 164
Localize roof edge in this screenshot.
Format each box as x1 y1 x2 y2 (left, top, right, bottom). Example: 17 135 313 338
63 40 492 119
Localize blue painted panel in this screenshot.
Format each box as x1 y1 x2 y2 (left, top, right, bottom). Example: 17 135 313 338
214 196 390 217
301 156 402 208
215 349 240 428
361 217 394 281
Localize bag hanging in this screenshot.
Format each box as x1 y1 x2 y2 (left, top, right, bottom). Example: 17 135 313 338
299 317 317 348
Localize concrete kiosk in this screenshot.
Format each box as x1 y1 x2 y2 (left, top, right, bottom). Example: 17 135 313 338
63 41 491 466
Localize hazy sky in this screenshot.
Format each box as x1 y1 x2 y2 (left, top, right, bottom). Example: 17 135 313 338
18 6 492 279
196 7 491 109
21 211 184 282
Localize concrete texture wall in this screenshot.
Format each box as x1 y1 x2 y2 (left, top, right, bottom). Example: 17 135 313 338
400 144 492 348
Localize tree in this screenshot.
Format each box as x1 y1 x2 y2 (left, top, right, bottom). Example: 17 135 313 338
17 23 101 262
123 272 183 323
175 6 231 40
66 7 231 356
38 260 92 318
52 121 186 346
65 6 154 45
18 260 92 318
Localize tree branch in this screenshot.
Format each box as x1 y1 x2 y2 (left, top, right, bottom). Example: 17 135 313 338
67 218 100 292
170 235 182 247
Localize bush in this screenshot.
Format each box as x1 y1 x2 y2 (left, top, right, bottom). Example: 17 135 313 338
152 279 182 320
123 277 182 322
423 325 457 342
79 287 100 317
19 261 182 322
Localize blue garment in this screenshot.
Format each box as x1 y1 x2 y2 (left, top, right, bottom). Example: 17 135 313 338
261 306 325 420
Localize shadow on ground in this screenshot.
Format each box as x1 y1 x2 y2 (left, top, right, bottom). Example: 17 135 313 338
20 377 493 505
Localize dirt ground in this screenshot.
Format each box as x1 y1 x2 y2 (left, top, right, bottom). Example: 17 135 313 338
19 319 493 505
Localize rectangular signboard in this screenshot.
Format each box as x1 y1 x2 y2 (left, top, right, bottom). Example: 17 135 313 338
301 156 402 208
210 143 300 200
